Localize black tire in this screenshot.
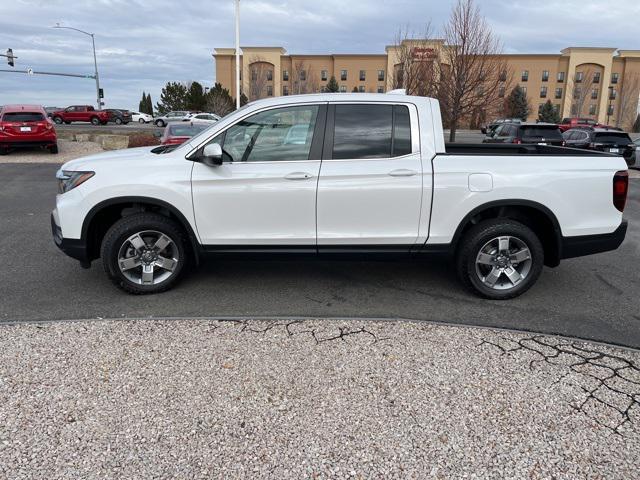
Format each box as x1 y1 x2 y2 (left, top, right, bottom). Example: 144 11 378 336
49 144 59 154
53 116 63 124
115 118 123 125
91 116 100 126
0 147 8 156
138 118 145 124
456 219 544 300
101 213 189 294
155 119 165 127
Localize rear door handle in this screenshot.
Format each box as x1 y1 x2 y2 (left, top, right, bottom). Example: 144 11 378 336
388 169 418 177
284 172 314 180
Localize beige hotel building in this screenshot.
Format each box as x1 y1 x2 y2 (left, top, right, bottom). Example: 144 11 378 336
214 41 640 128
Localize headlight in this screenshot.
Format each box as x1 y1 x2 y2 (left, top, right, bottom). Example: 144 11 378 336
56 170 95 194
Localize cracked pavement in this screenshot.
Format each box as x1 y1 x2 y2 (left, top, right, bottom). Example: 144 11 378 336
1 318 639 479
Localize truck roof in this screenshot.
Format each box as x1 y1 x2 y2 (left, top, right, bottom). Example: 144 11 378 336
245 92 430 108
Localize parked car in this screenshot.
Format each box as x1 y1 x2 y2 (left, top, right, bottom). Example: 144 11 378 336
106 109 132 125
633 138 640 167
154 111 190 127
52 93 628 299
160 122 210 145
183 113 220 124
51 105 110 126
563 128 636 166
481 118 522 134
483 122 565 146
558 117 608 133
131 111 154 124
0 104 58 154
44 106 63 118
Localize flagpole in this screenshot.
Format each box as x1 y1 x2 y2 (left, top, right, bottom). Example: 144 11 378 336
235 0 241 109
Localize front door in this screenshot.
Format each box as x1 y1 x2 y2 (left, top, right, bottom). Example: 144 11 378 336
316 103 423 248
191 103 326 248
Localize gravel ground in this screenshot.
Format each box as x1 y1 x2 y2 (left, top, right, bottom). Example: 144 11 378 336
0 318 638 479
0 139 103 164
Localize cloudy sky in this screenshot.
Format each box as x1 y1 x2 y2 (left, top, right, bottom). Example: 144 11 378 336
0 0 638 111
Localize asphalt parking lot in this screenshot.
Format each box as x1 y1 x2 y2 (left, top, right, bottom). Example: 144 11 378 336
1 163 639 348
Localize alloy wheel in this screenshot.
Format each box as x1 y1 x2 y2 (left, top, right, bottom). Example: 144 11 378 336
117 230 179 285
474 236 533 291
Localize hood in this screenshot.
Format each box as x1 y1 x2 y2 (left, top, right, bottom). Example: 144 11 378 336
61 146 158 171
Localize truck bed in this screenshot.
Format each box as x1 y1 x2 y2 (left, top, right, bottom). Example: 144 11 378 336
444 143 616 157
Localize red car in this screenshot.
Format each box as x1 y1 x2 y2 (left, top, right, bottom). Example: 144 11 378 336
0 104 58 155
558 117 608 132
51 105 110 126
160 122 210 145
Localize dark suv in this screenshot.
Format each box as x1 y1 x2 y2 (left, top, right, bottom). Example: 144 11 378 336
106 109 132 125
563 128 636 166
483 122 565 146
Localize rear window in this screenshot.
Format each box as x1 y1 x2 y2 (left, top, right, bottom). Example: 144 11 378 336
594 132 632 144
168 124 209 137
520 126 562 139
2 112 45 122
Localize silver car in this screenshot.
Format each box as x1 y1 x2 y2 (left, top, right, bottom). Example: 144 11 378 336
154 111 190 127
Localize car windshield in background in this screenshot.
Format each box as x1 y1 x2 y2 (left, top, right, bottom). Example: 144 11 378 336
594 132 632 144
168 124 209 137
2 112 45 122
521 127 562 139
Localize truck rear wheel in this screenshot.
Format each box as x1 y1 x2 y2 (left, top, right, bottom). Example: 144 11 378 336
456 219 544 300
101 213 188 295
53 116 63 124
91 117 100 125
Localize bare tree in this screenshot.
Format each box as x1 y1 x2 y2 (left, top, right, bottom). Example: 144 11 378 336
389 26 439 97
248 56 271 101
437 0 509 142
290 60 318 95
616 73 640 129
568 67 598 118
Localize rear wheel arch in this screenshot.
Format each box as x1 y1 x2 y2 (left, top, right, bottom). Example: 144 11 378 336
451 200 562 267
82 197 201 265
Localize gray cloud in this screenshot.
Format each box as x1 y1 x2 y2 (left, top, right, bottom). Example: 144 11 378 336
0 0 638 110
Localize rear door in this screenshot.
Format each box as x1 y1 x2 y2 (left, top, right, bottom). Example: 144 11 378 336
316 103 423 248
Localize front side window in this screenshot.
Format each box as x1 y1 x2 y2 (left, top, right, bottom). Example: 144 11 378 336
214 105 319 163
332 104 411 160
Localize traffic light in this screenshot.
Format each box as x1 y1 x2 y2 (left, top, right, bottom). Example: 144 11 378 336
6 49 15 67
99 88 104 99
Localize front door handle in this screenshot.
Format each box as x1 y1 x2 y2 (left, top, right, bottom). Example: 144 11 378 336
388 169 418 177
285 172 314 180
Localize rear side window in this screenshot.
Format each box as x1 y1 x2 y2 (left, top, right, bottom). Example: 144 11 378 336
521 127 562 139
332 104 412 159
594 132 632 144
2 112 45 122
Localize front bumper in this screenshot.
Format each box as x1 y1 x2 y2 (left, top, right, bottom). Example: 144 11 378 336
51 213 90 263
560 220 628 259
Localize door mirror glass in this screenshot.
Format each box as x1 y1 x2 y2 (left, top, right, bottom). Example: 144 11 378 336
202 142 223 166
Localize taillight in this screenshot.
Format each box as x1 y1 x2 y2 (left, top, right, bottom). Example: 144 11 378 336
613 170 628 212
561 141 566 147
513 138 522 144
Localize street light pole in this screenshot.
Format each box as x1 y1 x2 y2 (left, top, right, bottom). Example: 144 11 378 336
53 24 101 109
235 0 241 110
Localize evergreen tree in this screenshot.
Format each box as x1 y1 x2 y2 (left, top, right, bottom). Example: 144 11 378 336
326 75 339 93
155 82 189 114
239 92 248 107
138 91 147 113
633 114 640 133
145 93 153 115
538 100 560 124
186 81 206 111
205 82 235 116
504 86 530 120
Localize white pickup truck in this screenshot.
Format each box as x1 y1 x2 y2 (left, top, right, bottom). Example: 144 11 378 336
52 93 629 299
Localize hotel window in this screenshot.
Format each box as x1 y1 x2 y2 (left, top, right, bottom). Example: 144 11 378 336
591 88 598 100
540 86 547 98
251 69 257 81
339 85 347 93
283 70 289 81
521 70 529 82
283 85 289 96
378 70 385 81
377 85 384 93
593 72 600 84
358 85 365 92
542 70 549 82
521 86 527 96
611 73 619 84
575 72 584 83
610 88 617 100
557 71 565 82
300 70 306 81
589 104 597 115
341 70 348 81
359 70 366 81
266 70 273 81
607 105 614 115
266 85 273 96
573 87 581 100
321 70 328 81
555 87 563 99
498 86 505 98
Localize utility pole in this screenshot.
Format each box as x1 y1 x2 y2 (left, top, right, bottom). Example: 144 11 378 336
235 0 241 110
53 24 102 109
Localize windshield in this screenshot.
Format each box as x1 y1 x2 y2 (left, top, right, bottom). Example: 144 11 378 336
594 132 632 144
2 112 45 122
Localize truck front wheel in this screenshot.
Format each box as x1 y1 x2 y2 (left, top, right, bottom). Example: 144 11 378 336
456 219 544 300
101 213 188 294
91 116 101 125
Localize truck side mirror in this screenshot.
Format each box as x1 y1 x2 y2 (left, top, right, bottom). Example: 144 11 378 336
201 143 223 166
